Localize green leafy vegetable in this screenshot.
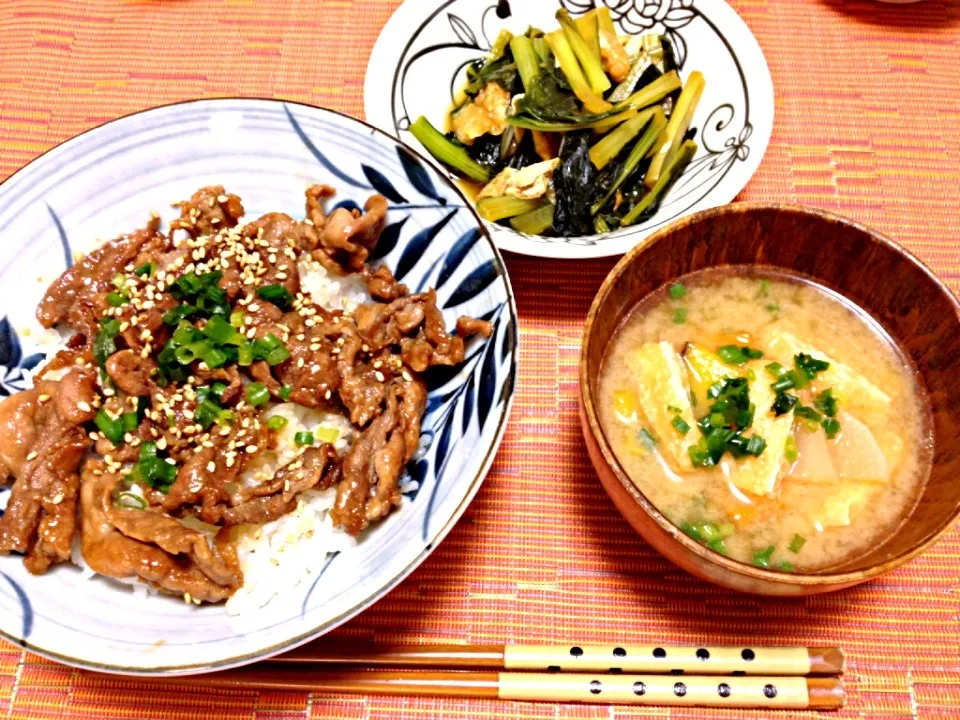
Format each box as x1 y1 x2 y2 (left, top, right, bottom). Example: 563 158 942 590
409 116 490 182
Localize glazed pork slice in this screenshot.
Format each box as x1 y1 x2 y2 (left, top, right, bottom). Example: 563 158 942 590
36 216 164 335
80 466 240 602
0 368 97 573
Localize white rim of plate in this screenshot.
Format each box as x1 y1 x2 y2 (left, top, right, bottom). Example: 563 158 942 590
364 0 775 259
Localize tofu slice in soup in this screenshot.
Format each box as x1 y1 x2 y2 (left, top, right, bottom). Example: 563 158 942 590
625 342 698 472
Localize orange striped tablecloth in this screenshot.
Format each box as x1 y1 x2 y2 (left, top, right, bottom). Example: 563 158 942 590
1 0 959 718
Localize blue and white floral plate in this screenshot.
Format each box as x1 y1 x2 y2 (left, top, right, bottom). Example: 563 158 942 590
0 100 517 674
364 0 774 259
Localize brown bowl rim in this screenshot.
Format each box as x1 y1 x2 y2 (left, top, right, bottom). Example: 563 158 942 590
579 201 960 588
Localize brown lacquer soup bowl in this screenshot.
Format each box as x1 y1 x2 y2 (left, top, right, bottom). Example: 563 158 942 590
579 203 960 596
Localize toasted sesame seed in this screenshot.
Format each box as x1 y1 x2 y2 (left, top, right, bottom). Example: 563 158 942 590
226 457 235 468
375 371 385 383
26 451 38 461
51 493 64 505
217 194 228 203
38 394 50 403
402 371 413 382
206 461 216 472
184 593 192 604
77 400 92 413
245 445 259 454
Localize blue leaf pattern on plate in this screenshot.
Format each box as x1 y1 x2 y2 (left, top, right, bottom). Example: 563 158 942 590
299 552 340 619
368 217 409 262
395 209 459 280
362 165 408 204
0 572 33 640
443 259 498 308
461 375 475 435
44 203 73 270
397 147 446 205
284 105 371 190
0 318 22 368
477 322 499 428
435 228 481 289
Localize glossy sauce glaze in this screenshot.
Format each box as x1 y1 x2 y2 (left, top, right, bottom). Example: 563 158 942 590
598 268 932 572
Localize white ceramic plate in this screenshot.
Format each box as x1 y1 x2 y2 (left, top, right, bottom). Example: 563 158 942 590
0 99 517 674
365 0 774 259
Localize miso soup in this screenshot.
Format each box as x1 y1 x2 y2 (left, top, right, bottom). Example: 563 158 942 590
598 269 932 572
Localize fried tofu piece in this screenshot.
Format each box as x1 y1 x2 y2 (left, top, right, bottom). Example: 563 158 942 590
682 342 738 409
724 360 794 498
625 342 698 472
765 331 892 419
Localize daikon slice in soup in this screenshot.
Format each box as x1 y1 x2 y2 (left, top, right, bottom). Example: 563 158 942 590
597 268 933 572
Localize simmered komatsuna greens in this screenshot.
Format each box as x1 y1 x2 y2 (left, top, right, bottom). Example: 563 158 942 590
409 8 704 237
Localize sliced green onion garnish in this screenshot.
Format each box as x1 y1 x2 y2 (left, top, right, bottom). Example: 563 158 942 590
106 291 128 307
202 346 228 369
821 417 841 439
765 362 785 378
279 385 292 401
121 411 139 433
717 345 763 366
752 545 776 569
669 283 686 300
237 343 254 366
777 561 794 573
267 415 289 431
258 284 293 309
195 400 223 429
229 310 245 328
134 262 155 277
672 308 688 325
294 431 314 446
814 388 838 418
795 353 830 379
671 416 691 435
115 492 147 510
265 345 291 366
788 534 807 553
795 405 822 423
203 315 245 346
95 409 124 446
246 382 270 407
111 274 128 291
637 428 658 450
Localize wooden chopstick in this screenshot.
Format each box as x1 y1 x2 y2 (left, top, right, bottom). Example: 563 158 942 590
170 665 845 709
275 642 845 676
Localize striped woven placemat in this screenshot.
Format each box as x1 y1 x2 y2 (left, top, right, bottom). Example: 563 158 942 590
0 0 958 717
